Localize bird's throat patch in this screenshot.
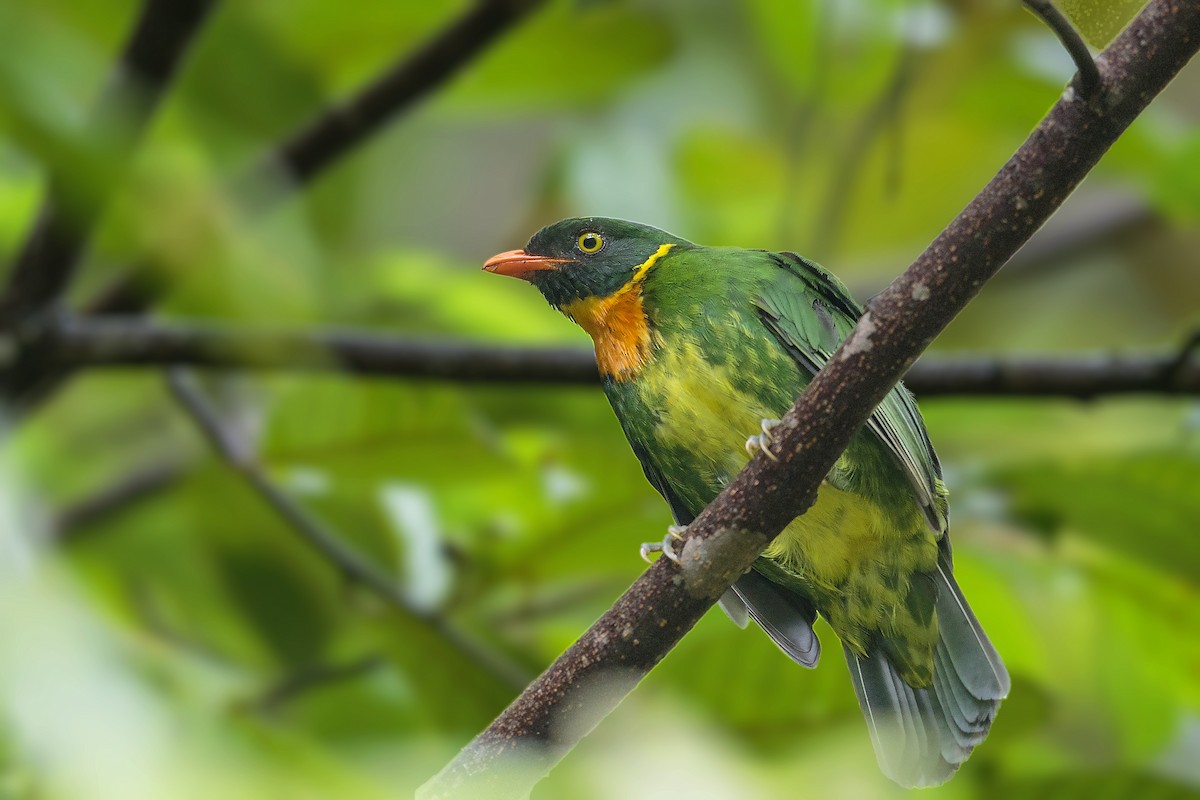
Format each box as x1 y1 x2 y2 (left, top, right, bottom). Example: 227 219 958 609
562 243 674 381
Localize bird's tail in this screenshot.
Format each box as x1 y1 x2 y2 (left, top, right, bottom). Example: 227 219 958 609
843 561 1010 788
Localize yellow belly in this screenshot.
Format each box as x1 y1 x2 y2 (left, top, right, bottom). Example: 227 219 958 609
645 337 782 487
765 481 897 588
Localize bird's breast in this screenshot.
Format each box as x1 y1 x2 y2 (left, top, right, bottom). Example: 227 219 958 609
646 340 771 471
620 330 792 509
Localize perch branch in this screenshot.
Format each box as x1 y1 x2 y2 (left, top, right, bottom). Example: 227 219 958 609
1023 0 1101 96
0 0 216 325
20 314 1200 398
420 2 1200 796
165 368 531 691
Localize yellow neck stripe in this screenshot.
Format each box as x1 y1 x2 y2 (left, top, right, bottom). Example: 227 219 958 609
629 243 675 286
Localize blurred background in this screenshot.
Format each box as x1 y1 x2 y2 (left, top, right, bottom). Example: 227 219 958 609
1 0 1199 797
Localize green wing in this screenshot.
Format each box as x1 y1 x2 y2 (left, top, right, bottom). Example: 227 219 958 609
754 251 947 533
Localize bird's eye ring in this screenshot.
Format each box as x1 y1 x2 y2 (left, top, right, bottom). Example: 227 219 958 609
577 231 604 254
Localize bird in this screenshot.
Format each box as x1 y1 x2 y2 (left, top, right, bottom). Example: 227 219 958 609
483 217 1009 787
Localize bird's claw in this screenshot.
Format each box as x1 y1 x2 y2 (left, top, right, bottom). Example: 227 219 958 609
745 434 777 461
640 525 687 565
744 418 782 461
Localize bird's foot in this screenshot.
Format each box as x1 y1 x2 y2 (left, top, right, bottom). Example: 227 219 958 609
640 525 687 565
744 418 782 461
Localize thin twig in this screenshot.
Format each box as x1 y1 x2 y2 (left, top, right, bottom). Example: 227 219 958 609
774 0 834 244
812 45 916 256
421 2 1200 795
3 183 1170 411
235 0 547 206
908 352 1200 398
1023 0 1101 96
164 368 531 691
129 578 231 665
52 457 191 541
250 654 388 714
0 0 216 327
1165 328 1200 386
22 314 1200 398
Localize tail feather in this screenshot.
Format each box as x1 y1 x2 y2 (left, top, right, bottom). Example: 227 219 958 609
843 564 1009 788
886 663 928 774
935 562 1009 700
910 674 967 766
932 645 989 750
717 587 751 629
723 569 821 668
720 559 1008 787
845 643 952 787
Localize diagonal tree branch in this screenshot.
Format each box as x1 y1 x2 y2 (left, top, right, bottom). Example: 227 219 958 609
165 368 532 691
420 2 1200 796
19 313 1200 398
0 0 217 326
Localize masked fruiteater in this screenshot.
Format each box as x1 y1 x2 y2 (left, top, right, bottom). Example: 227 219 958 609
483 217 1009 787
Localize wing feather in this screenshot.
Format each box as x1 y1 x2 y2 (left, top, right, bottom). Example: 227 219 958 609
755 251 946 532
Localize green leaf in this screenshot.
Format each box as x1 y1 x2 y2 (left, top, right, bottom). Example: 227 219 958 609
994 450 1200 584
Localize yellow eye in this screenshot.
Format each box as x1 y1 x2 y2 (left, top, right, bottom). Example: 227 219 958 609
577 231 604 254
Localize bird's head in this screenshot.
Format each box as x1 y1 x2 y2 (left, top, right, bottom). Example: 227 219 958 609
483 217 691 309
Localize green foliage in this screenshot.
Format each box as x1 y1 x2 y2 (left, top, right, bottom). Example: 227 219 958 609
997 451 1200 584
1151 133 1200 221
0 0 1198 798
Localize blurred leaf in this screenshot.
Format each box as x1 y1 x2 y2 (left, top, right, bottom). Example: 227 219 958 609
994 450 1200 584
1151 133 1200 221
441 2 673 114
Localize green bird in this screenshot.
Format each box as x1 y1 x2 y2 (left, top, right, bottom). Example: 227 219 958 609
484 217 1009 787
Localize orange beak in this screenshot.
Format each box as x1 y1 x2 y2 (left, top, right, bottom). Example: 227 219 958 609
482 250 570 282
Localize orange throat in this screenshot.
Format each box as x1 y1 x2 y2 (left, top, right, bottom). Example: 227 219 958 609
562 289 654 381
559 243 674 381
